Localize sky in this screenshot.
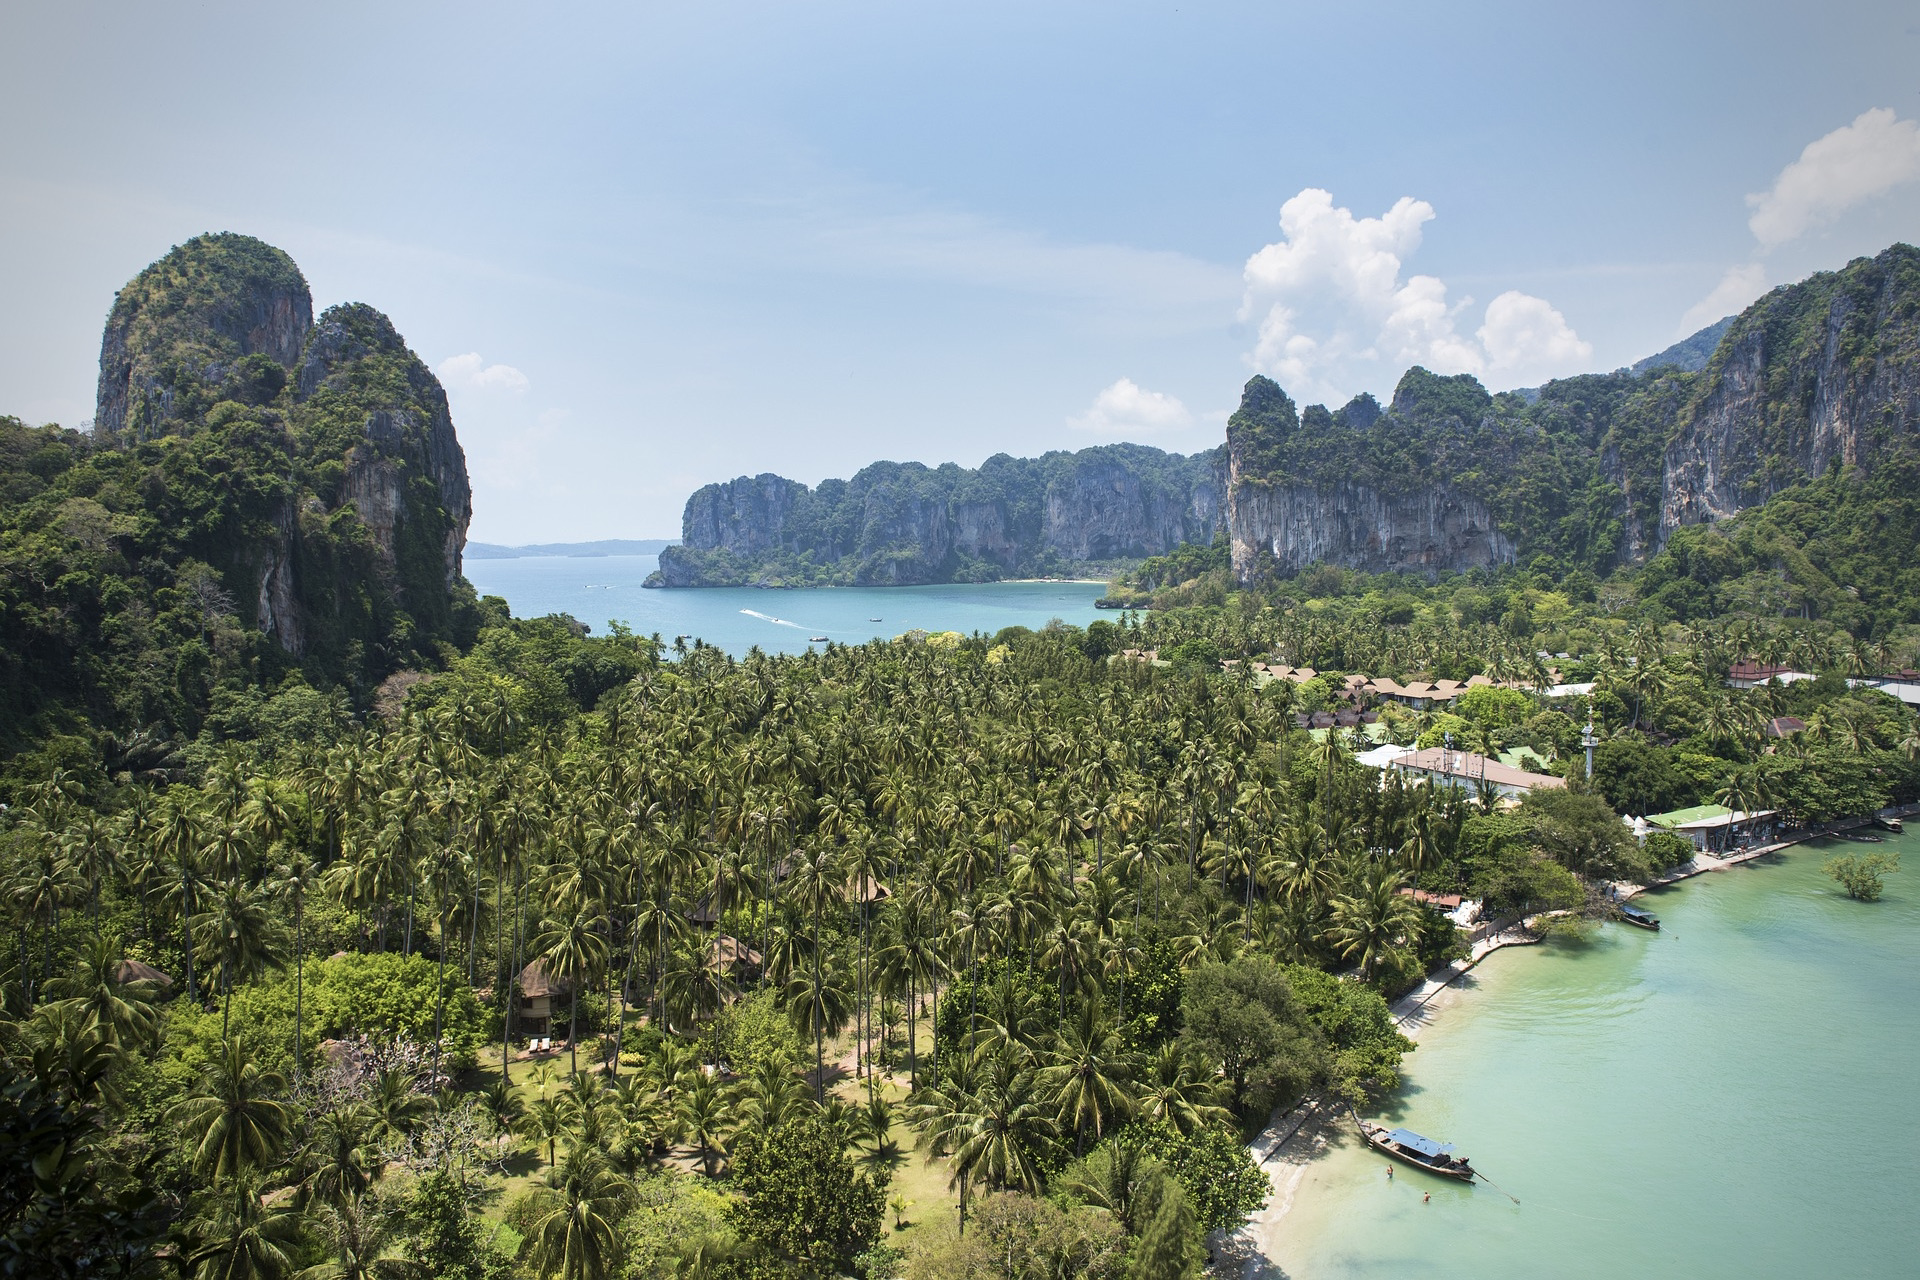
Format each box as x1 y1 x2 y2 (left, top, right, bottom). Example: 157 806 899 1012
2 2 1918 543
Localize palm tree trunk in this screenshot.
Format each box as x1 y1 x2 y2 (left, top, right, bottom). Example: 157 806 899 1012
294 886 305 1087
569 985 579 1076
432 911 450 1085
181 874 196 1003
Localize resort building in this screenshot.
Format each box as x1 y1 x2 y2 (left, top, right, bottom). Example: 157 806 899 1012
1636 803 1777 852
1764 715 1807 738
1389 747 1565 798
1847 671 1920 709
1726 662 1816 689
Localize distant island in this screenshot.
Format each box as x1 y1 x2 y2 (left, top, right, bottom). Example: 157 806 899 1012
468 538 676 559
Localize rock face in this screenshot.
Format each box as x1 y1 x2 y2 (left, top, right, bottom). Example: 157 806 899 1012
657 244 1920 590
1219 243 1920 583
91 234 472 669
1658 247 1920 539
1227 479 1512 578
95 232 313 440
656 445 1223 586
1221 371 1517 580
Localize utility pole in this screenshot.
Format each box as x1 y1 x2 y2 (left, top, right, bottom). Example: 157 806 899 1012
1582 701 1597 782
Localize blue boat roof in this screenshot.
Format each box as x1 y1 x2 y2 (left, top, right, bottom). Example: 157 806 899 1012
1622 905 1657 919
1385 1128 1455 1157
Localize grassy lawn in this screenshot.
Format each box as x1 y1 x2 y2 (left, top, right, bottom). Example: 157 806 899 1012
456 997 963 1262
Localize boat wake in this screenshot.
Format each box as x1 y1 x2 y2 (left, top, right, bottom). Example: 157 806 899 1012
739 609 809 631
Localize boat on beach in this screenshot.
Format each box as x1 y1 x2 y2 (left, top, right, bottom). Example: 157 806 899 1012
1357 1119 1477 1182
1620 904 1661 931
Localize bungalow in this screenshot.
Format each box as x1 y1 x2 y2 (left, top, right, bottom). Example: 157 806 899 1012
1764 716 1807 738
514 959 573 1038
707 934 763 980
1390 747 1565 799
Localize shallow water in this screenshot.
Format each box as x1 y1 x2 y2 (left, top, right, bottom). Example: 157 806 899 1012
463 554 1108 655
1263 832 1920 1279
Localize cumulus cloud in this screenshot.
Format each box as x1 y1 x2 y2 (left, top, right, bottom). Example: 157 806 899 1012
1683 110 1920 334
1477 291 1592 376
1747 108 1920 249
1068 378 1195 435
436 352 530 394
1678 263 1769 336
1238 189 1591 398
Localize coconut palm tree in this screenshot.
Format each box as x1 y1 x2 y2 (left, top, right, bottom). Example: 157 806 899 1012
1326 868 1420 982
536 908 610 1076
44 934 161 1050
521 1094 568 1169
675 1069 731 1177
184 1173 302 1280
1136 1041 1231 1136
192 880 286 1038
525 1146 633 1280
294 1198 411 1280
948 1049 1058 1199
171 1038 291 1184
1038 998 1134 1156
300 1104 383 1211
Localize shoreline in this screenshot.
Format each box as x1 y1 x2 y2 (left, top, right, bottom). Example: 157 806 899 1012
1219 802 1920 1277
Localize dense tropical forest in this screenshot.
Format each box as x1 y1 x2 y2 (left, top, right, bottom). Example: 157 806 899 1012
7 570 1919 1278
3 234 1918 1280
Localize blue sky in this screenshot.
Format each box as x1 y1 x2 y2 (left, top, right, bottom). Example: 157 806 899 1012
3 1 1918 541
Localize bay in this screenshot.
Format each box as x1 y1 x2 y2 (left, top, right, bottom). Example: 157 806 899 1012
1259 833 1920 1279
462 553 1109 656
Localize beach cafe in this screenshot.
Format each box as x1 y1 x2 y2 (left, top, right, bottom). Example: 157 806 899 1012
1635 803 1777 853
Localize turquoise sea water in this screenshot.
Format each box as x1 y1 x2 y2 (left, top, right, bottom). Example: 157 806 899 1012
462 554 1108 656
1265 833 1919 1279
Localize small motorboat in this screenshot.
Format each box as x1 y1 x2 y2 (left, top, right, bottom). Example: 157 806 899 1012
1619 904 1660 931
869 617 883 622
1841 831 1883 843
1875 816 1904 834
809 636 829 643
1357 1119 1476 1182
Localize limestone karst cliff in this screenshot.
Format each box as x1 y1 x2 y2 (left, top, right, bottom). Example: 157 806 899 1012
654 446 1223 587
656 244 1918 590
0 233 479 744
87 235 473 663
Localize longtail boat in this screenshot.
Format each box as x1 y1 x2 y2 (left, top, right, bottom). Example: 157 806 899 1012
1619 904 1660 931
1357 1120 1476 1182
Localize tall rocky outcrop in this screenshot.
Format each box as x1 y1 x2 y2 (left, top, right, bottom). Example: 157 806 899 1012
1217 243 1920 584
90 232 472 668
655 445 1222 586
1658 246 1920 538
1223 375 1514 579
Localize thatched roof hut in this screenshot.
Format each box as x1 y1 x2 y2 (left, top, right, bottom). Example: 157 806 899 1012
113 959 172 987
517 959 573 999
847 872 891 905
707 934 763 973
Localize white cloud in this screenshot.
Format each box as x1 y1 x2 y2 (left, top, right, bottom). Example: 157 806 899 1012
1477 291 1593 378
436 352 530 394
1068 378 1195 435
1747 108 1920 249
1239 189 1591 399
1678 263 1768 336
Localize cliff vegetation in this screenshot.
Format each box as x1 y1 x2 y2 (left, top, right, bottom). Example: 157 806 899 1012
652 443 1222 587
0 233 480 763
